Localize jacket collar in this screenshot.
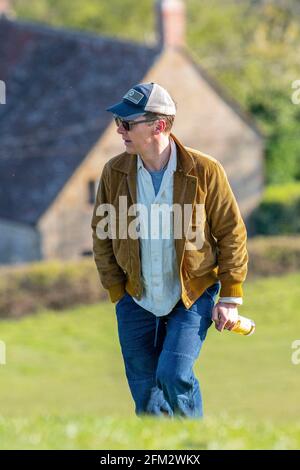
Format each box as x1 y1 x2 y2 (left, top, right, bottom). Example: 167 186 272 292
111 133 195 176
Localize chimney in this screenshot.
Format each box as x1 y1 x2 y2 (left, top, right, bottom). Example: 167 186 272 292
0 0 13 18
157 0 186 49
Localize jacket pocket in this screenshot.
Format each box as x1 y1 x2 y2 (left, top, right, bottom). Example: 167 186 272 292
112 237 130 272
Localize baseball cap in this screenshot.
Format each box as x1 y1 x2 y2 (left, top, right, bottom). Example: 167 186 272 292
106 82 176 119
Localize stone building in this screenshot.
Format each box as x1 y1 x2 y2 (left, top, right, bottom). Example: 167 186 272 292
0 0 264 264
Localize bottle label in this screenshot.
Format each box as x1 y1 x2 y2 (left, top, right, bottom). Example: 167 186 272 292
232 316 255 335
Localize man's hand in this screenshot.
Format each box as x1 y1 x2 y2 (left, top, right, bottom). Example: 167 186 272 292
212 302 239 332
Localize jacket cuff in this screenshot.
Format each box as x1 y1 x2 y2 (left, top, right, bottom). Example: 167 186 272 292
220 282 243 298
108 282 126 303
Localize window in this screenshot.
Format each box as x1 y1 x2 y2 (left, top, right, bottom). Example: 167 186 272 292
88 180 97 204
81 250 93 257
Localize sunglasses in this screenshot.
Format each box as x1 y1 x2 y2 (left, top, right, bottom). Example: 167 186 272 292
114 116 157 131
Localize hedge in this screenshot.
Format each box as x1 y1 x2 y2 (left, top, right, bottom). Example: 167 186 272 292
247 236 300 278
0 236 299 318
0 258 107 319
249 183 300 235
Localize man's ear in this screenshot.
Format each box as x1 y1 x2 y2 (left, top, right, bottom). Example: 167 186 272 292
154 119 166 134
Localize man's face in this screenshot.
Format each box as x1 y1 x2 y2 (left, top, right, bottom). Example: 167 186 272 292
116 116 157 155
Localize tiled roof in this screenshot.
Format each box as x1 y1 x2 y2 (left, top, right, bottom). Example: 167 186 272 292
0 18 159 224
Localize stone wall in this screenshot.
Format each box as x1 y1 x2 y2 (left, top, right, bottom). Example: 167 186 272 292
0 218 40 264
38 124 123 260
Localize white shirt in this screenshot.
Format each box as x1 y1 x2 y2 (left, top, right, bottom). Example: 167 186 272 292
132 138 242 316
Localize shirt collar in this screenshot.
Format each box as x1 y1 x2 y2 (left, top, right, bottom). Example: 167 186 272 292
137 137 177 173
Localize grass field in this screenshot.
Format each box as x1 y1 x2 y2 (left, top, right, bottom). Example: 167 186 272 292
0 273 299 449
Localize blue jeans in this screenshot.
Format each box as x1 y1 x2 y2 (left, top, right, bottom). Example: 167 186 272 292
115 281 220 418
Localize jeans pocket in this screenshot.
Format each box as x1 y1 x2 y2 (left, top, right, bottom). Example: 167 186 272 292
116 291 128 307
204 282 220 302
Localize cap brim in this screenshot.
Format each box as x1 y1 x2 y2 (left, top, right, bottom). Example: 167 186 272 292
106 101 145 119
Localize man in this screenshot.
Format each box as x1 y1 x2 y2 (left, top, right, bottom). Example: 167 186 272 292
91 82 248 418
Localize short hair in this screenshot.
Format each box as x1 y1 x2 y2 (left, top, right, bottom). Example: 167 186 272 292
143 111 176 134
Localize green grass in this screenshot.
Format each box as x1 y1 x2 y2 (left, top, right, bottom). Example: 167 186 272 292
0 273 300 449
0 415 299 450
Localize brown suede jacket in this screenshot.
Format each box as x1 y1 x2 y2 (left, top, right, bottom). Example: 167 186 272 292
91 133 248 309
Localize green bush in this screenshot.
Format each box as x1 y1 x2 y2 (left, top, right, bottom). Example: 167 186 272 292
266 130 300 185
249 183 300 235
0 258 107 319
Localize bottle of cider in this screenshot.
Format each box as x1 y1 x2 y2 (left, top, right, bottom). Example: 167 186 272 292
231 315 255 336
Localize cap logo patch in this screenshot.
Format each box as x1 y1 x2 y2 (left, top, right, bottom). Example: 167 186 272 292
123 89 144 104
